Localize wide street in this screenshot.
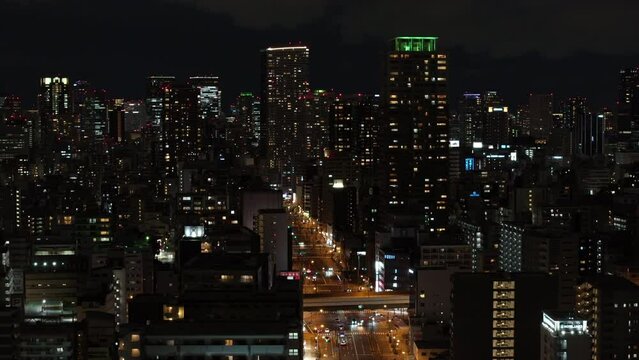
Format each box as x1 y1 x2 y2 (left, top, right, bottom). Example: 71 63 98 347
288 205 356 295
303 309 411 360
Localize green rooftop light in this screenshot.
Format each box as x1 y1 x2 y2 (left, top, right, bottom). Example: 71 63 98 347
240 92 253 97
393 37 438 52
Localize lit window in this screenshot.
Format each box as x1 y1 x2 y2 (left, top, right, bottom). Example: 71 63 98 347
131 349 140 358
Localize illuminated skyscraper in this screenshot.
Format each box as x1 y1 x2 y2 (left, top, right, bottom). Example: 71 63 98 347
329 95 356 154
73 81 108 145
146 75 175 131
189 76 222 142
236 92 261 154
38 76 71 139
261 45 310 189
302 89 332 161
617 67 639 136
327 94 381 170
161 84 204 175
383 36 449 233
354 94 381 172
459 93 482 148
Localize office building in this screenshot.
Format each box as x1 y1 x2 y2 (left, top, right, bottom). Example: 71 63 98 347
189 75 222 141
108 104 126 143
145 75 175 131
617 67 639 136
483 91 510 147
77 85 108 145
123 100 147 132
236 92 261 154
38 76 72 140
383 36 449 233
459 93 482 148
529 94 553 140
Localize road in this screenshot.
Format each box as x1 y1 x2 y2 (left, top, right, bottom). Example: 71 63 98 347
303 309 412 360
288 205 356 295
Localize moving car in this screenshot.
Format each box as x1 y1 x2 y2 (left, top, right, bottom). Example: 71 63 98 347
338 333 347 346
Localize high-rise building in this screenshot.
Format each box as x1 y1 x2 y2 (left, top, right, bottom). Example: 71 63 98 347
236 92 261 155
459 93 482 148
327 93 381 174
529 94 553 140
108 104 126 143
354 94 381 173
617 67 639 136
261 45 310 189
483 91 510 147
123 101 147 133
329 95 356 154
513 104 531 137
0 95 21 120
302 89 332 161
560 97 591 156
383 36 449 233
581 112 605 157
73 83 108 145
451 272 559 360
189 76 222 142
38 76 71 140
145 75 175 131
540 311 591 360
564 98 605 157
160 84 204 175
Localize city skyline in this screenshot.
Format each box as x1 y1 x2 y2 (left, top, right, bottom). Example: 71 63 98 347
2 0 639 107
2 3 639 360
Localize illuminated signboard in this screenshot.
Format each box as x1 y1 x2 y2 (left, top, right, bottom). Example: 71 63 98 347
279 272 301 281
375 260 385 292
465 158 475 171
184 226 204 238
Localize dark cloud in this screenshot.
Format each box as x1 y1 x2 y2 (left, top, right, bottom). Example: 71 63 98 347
164 0 639 56
163 0 329 28
0 0 638 108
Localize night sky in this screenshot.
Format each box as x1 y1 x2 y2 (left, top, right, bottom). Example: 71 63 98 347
1 0 638 109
